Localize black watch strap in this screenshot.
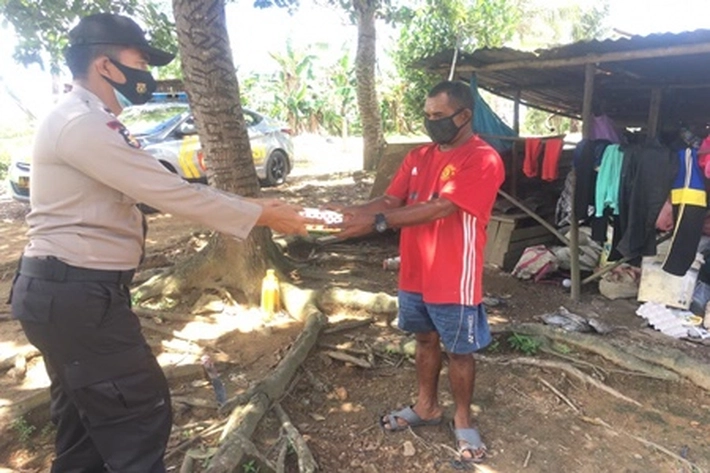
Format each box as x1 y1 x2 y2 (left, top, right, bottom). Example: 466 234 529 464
374 213 388 233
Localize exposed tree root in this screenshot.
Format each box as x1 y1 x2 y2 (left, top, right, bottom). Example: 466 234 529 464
580 416 703 472
274 402 319 473
133 229 290 305
206 299 327 473
316 287 397 315
612 331 710 392
483 355 643 407
0 346 40 373
493 324 681 383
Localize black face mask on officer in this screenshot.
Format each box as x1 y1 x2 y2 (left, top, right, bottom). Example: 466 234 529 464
424 108 470 145
102 59 157 105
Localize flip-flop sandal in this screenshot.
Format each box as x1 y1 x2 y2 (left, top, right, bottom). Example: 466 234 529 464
450 420 487 464
378 406 442 433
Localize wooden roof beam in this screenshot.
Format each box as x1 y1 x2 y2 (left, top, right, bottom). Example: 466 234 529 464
454 42 710 72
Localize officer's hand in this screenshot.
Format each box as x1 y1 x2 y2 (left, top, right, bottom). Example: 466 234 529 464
256 200 308 236
335 212 374 240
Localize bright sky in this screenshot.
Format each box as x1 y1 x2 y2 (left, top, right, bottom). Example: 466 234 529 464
1 0 709 128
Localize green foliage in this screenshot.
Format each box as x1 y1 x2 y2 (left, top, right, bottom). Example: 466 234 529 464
484 338 501 353
507 333 541 355
0 0 177 74
242 459 260 473
11 416 36 444
393 0 521 129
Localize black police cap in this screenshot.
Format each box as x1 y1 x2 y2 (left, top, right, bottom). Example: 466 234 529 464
69 13 174 66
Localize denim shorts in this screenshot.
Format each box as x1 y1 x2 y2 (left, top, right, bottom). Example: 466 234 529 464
397 290 492 354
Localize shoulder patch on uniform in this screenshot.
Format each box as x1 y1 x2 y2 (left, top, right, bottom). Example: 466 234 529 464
106 120 141 149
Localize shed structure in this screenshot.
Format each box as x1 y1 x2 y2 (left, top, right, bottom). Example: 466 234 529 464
418 30 710 300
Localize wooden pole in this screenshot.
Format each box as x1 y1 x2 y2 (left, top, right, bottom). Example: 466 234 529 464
453 41 710 73
513 89 521 135
647 87 662 142
496 189 599 261
570 63 596 302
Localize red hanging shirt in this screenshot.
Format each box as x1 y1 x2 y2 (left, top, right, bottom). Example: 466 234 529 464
386 136 505 305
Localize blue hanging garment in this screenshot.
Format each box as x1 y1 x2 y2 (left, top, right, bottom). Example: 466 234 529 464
469 75 517 152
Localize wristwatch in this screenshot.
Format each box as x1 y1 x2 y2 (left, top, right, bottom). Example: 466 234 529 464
374 213 388 233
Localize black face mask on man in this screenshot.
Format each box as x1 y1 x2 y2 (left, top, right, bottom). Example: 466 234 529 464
424 108 469 145
102 59 157 105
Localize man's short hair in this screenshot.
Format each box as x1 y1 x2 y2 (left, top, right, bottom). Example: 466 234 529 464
64 44 126 79
428 80 475 112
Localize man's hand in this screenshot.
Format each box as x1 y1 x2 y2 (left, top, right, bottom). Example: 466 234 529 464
335 211 375 240
254 199 308 236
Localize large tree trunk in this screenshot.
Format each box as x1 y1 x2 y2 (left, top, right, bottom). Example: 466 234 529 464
166 0 278 302
354 0 385 171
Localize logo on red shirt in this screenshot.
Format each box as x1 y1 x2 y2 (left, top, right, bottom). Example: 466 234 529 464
440 164 456 181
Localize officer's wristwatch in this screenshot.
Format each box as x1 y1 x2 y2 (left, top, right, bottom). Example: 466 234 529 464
374 213 388 233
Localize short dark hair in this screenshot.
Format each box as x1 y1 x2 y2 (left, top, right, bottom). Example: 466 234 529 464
64 44 126 79
428 80 475 112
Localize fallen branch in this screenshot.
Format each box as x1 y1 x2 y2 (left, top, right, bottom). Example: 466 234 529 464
165 419 227 462
537 377 580 414
489 356 642 407
206 301 327 473
179 454 194 473
317 342 371 357
276 439 288 473
580 416 702 472
274 403 318 473
323 317 373 335
172 396 218 410
0 347 40 373
323 350 372 369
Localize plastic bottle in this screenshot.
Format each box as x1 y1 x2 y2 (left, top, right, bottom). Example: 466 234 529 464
260 269 281 317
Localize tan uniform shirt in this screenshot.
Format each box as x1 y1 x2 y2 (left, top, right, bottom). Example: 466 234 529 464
24 85 262 270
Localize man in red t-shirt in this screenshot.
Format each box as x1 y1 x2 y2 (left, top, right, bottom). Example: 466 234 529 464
337 81 504 463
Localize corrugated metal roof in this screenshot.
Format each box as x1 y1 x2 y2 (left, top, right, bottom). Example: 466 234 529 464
417 29 710 127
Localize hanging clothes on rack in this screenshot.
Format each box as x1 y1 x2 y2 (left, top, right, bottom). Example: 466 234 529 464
523 138 565 181
589 114 622 143
663 148 707 276
541 139 564 181
523 139 543 178
595 144 624 217
616 144 677 260
573 139 611 222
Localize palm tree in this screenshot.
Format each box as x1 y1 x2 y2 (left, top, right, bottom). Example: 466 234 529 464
352 0 386 171
141 0 282 302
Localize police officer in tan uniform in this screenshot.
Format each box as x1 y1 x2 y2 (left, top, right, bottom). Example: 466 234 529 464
9 13 307 472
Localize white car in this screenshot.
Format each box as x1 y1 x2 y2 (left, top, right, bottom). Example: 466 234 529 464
7 97 294 202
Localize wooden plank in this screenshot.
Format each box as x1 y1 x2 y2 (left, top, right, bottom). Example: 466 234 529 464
647 87 662 142
489 213 529 224
582 63 595 140
456 41 710 73
489 221 516 267
510 225 554 242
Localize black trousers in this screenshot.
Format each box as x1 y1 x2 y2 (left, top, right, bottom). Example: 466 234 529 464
10 274 172 473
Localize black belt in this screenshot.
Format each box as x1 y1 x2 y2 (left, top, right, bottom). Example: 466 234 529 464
19 256 135 285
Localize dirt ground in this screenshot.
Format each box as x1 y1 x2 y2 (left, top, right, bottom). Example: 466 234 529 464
0 171 709 473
